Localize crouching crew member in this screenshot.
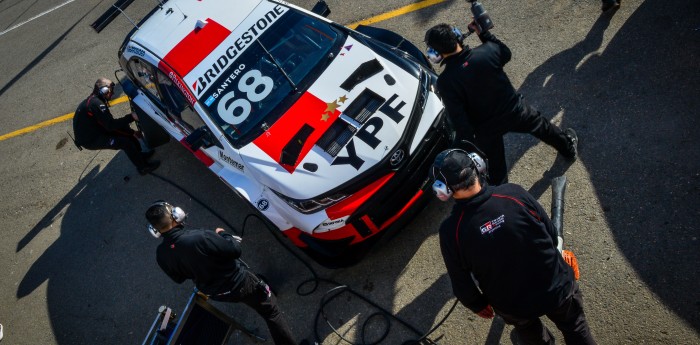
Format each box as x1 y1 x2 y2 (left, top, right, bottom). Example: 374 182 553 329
73 77 159 175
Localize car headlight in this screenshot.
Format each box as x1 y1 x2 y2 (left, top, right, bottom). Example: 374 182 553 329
271 189 348 214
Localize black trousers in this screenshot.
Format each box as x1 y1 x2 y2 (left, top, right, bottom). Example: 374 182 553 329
82 134 147 170
211 271 296 345
475 104 569 185
496 282 597 345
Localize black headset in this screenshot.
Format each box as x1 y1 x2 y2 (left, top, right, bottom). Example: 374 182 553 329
95 81 115 97
426 25 464 64
431 145 488 201
147 200 187 238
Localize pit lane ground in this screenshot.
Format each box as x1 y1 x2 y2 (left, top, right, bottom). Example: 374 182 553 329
0 0 698 344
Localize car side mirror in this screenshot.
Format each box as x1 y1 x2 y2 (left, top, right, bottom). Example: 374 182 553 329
311 0 331 17
185 127 214 151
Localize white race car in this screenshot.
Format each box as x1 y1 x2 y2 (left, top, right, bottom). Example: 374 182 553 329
103 0 451 266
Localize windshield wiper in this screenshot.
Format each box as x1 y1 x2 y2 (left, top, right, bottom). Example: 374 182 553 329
256 41 298 93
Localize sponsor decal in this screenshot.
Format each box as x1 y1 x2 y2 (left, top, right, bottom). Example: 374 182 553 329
206 63 246 101
168 71 197 106
256 198 270 211
314 216 350 232
127 45 145 57
218 151 244 171
158 61 197 106
331 93 406 170
192 6 287 96
480 215 505 234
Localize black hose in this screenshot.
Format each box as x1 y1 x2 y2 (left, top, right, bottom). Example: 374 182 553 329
148 171 457 344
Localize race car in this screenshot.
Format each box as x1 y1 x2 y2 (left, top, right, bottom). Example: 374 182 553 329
102 0 451 266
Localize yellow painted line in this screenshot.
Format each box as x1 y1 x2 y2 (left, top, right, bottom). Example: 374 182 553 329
346 0 448 29
1 0 449 142
0 96 130 142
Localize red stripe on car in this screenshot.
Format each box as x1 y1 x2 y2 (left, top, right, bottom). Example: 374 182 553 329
162 18 231 77
179 138 215 166
253 92 341 173
326 173 394 219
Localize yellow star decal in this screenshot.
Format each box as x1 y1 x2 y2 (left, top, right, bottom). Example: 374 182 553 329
338 95 348 104
325 100 339 114
321 113 330 121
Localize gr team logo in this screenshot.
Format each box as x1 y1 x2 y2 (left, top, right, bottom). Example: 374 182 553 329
480 214 505 234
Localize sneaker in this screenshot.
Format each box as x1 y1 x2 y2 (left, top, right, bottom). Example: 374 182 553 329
602 0 620 12
138 160 160 175
563 128 578 160
0 323 4 341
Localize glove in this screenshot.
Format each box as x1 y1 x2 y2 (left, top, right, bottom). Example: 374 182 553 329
476 305 494 319
562 250 580 280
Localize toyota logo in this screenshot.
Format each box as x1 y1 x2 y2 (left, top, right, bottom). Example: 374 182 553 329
390 149 405 167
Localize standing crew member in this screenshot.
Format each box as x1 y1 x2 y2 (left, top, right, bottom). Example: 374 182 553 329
145 201 298 345
73 77 159 175
432 149 596 344
425 23 578 185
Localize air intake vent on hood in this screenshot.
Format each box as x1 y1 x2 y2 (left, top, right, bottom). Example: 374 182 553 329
343 89 385 124
316 120 356 157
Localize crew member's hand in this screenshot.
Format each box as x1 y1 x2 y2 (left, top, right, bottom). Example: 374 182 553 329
468 20 481 36
131 111 139 121
562 250 580 280
216 228 242 242
476 305 494 319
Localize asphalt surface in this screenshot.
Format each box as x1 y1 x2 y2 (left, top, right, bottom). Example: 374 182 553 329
0 0 698 344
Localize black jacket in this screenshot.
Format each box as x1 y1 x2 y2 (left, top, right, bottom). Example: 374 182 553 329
156 226 247 295
439 183 574 318
73 94 134 146
436 31 522 141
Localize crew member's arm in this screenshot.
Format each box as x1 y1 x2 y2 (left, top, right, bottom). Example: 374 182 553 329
476 30 512 67
436 79 476 142
518 185 558 248
89 100 135 135
439 226 488 313
201 228 242 260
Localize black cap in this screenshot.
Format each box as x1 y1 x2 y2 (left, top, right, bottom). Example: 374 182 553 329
432 149 475 186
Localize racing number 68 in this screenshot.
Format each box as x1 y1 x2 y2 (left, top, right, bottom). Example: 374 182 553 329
218 69 273 125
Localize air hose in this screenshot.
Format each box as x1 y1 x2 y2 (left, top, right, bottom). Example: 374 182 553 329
148 172 460 344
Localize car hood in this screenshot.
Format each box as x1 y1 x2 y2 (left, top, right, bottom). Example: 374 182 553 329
238 36 421 200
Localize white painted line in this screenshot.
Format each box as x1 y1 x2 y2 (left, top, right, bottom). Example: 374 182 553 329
0 0 77 37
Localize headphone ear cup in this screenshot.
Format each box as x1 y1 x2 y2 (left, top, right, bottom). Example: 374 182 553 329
99 86 110 95
426 47 443 64
171 206 187 223
452 26 463 42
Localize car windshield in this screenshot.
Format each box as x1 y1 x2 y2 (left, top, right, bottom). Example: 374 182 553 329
199 10 341 147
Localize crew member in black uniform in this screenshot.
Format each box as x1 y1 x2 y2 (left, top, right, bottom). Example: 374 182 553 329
424 23 578 185
73 77 159 175
145 201 297 345
431 149 596 345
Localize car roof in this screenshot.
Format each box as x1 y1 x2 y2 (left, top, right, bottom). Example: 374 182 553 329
130 0 265 72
